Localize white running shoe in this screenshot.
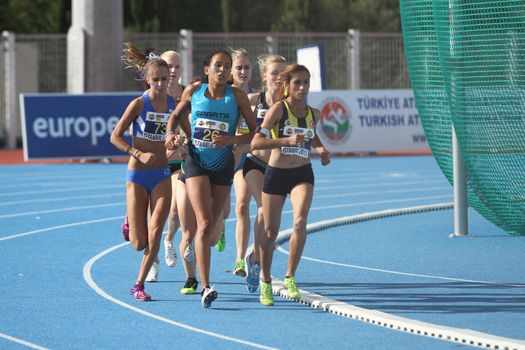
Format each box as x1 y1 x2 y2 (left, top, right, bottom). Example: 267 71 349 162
146 259 159 282
184 241 196 262
201 286 218 308
245 257 261 293
164 240 177 267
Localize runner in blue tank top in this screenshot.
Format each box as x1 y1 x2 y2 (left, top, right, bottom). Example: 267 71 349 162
165 49 257 308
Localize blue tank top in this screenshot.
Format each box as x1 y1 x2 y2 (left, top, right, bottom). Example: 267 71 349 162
132 92 176 142
189 83 239 171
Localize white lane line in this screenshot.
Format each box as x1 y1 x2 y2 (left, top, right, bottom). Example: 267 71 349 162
0 203 124 219
314 165 444 178
0 178 444 197
270 277 525 350
0 216 122 242
314 186 449 199
0 193 122 206
315 174 445 183
82 244 279 350
290 252 525 288
0 194 450 221
316 179 448 190
0 184 122 197
266 204 525 349
2 179 121 190
0 332 50 350
0 195 451 242
302 194 452 213
0 169 123 180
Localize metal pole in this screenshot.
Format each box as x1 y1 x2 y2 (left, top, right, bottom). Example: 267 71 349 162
452 126 468 236
265 35 275 54
67 0 85 93
3 31 17 149
347 29 360 90
180 29 193 86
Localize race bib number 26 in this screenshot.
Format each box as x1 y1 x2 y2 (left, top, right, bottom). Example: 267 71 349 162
193 118 230 148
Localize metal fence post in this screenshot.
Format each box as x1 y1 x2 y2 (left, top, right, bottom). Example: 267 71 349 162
347 29 360 90
180 29 193 86
452 127 469 237
2 31 17 149
265 35 275 54
67 0 85 93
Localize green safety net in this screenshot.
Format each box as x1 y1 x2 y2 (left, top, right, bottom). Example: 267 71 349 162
400 0 525 235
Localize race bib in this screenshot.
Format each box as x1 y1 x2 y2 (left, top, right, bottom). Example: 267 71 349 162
256 108 268 121
193 118 230 148
282 126 315 139
280 126 315 158
281 146 310 158
142 111 170 141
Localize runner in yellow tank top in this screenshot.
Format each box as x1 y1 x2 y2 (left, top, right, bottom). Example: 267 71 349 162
251 64 330 306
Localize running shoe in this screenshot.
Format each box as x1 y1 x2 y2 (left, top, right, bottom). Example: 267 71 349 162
121 215 129 241
259 281 274 306
180 277 198 295
283 276 300 300
183 241 195 262
130 283 151 301
233 259 247 277
145 259 159 282
215 221 226 252
201 286 218 308
245 257 260 293
164 240 177 267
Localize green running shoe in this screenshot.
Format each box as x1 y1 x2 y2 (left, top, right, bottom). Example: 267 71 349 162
260 281 274 306
215 225 226 252
233 259 247 277
180 277 198 295
283 276 301 300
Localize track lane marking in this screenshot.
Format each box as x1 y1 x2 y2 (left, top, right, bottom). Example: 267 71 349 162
82 243 278 350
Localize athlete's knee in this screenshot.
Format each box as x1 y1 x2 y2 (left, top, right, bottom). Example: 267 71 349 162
197 217 213 232
130 236 148 251
293 216 308 233
235 201 249 217
264 226 279 241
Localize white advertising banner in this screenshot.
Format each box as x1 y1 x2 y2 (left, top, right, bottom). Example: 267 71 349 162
308 90 430 154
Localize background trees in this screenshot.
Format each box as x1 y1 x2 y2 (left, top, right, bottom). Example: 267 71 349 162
0 0 401 34
0 0 71 33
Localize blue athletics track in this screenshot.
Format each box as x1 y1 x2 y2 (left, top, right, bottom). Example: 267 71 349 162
1 151 524 350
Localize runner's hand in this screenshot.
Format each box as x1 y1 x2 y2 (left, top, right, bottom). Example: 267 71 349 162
319 148 330 166
288 133 305 146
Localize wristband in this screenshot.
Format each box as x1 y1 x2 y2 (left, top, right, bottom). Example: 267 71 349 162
134 149 140 158
166 130 176 135
257 127 271 138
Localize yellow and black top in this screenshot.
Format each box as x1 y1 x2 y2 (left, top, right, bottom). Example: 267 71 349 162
272 100 316 159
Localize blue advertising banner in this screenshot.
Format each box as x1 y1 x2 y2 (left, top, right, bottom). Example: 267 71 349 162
20 92 139 160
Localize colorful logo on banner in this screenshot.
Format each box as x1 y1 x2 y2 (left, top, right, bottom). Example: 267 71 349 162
319 98 351 144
